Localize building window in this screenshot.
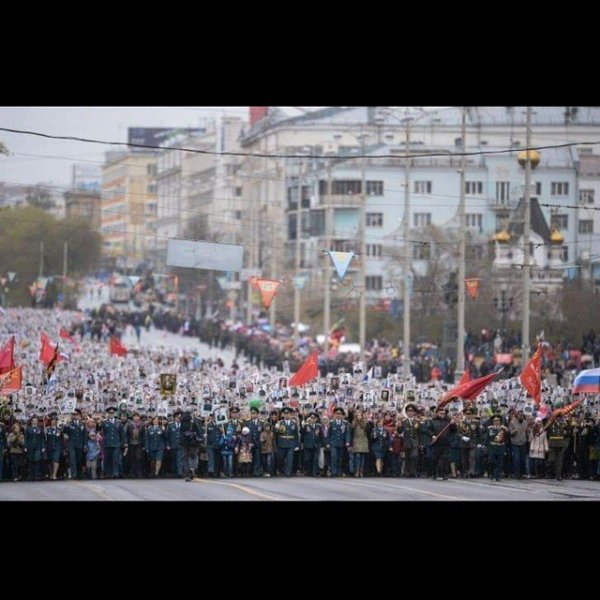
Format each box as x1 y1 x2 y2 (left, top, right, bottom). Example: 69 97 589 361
412 244 431 259
535 182 542 195
551 182 569 196
366 276 383 291
366 181 384 196
495 181 510 202
332 180 362 195
366 244 382 258
332 239 354 253
562 247 569 261
235 186 243 197
551 214 568 230
413 213 432 227
579 189 595 204
465 181 483 195
366 212 383 227
466 244 484 260
146 184 157 194
466 213 483 229
414 181 432 194
579 220 594 234
309 210 325 236
235 210 243 220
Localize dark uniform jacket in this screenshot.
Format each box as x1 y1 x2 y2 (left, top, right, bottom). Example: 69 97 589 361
63 420 87 450
458 419 482 448
244 418 264 446
485 425 508 447
45 426 63 454
547 419 570 448
205 422 222 449
0 424 7 451
144 426 166 452
101 418 125 448
399 418 420 449
302 423 323 449
25 426 45 454
328 419 352 448
275 419 300 449
166 421 183 449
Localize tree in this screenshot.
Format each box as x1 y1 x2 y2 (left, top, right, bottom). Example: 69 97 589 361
26 186 55 211
0 206 102 306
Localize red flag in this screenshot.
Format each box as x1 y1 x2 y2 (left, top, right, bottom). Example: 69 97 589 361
40 332 57 366
59 328 74 343
465 278 480 300
46 344 60 378
0 336 16 375
288 351 319 387
0 365 22 392
458 370 470 386
110 337 128 357
520 345 542 404
439 371 499 409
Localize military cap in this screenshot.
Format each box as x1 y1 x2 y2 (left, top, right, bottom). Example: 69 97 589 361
106 406 116 413
333 407 345 415
230 406 240 414
250 406 259 414
404 403 418 412
281 406 292 414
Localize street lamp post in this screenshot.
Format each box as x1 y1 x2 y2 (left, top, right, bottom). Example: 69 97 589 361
293 156 305 344
455 107 467 381
402 117 412 380
517 107 540 360
359 136 367 367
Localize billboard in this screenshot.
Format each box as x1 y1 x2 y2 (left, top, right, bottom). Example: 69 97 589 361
127 128 205 152
166 238 244 272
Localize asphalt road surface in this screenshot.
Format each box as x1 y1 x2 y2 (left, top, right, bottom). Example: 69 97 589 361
2 476 599 501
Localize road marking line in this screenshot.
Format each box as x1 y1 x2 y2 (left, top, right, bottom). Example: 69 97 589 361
193 478 283 500
72 480 116 501
338 478 466 500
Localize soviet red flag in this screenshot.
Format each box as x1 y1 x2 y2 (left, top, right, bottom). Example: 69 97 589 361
0 336 15 375
110 337 128 357
288 351 319 387
520 345 542 404
438 371 499 409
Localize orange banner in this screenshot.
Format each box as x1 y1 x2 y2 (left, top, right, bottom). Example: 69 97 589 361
465 278 480 300
256 279 281 310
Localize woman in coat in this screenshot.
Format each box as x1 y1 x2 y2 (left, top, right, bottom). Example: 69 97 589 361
528 418 548 479
145 416 166 477
351 410 370 477
8 423 26 481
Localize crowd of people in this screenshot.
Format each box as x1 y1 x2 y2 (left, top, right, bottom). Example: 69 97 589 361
1 307 599 484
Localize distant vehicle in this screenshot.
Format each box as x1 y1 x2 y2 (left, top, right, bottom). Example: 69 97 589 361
109 277 131 303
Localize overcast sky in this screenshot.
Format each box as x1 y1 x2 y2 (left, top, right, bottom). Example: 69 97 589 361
0 106 250 189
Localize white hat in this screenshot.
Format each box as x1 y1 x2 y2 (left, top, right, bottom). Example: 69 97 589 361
241 426 250 435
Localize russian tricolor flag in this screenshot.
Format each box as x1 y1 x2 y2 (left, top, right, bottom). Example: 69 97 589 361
572 368 600 394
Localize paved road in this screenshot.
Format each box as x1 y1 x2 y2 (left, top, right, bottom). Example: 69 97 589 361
2 477 599 501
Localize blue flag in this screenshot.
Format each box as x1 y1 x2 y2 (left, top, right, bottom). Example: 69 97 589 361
328 251 355 282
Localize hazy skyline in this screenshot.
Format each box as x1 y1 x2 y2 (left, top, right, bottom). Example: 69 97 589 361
0 106 249 188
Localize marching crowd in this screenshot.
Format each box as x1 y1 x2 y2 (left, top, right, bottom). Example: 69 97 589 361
1 308 599 484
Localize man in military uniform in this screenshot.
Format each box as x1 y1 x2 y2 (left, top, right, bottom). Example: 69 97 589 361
302 412 323 477
63 409 87 479
426 407 457 480
546 413 570 480
101 406 126 478
327 407 351 477
458 408 482 478
165 410 183 477
275 406 300 477
485 414 508 481
204 412 221 477
398 403 420 477
244 406 263 477
24 416 45 481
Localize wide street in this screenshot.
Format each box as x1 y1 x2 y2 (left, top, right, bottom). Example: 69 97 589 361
1 475 599 501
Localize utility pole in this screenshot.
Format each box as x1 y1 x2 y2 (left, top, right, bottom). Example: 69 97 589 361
323 161 333 354
455 107 467 381
293 157 304 344
62 241 68 304
522 106 533 360
39 241 44 278
359 137 367 367
269 160 278 331
402 120 412 380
